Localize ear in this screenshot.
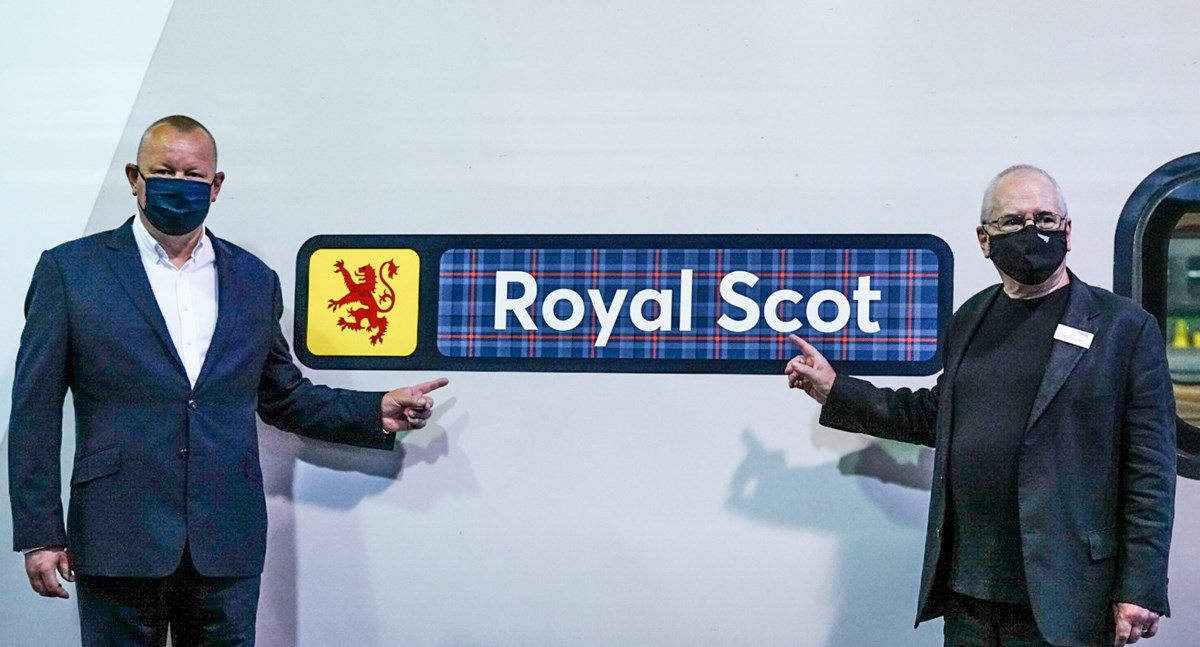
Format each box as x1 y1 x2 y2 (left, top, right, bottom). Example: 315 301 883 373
1065 219 1071 252
209 171 225 202
976 226 991 258
124 164 141 195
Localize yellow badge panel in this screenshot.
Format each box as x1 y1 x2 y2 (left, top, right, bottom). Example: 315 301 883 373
305 248 420 357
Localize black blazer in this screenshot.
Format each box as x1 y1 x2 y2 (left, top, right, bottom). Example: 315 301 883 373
820 272 1175 647
8 218 391 578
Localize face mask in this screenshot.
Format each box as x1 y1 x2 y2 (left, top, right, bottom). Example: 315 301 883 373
140 174 212 236
986 225 1067 285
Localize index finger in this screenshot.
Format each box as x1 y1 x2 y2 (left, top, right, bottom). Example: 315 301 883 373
414 377 450 394
787 334 820 357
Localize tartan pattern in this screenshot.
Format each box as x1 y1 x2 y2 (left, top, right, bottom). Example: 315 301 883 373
436 248 941 361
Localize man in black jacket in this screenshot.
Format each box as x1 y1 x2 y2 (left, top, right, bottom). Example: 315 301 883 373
786 165 1175 647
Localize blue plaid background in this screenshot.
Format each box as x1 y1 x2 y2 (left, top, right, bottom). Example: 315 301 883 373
436 248 941 361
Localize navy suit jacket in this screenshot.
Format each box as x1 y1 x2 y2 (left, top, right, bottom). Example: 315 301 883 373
820 273 1175 647
8 218 392 578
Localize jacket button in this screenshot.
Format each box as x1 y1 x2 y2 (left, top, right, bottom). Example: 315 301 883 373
187 399 197 410
179 448 189 459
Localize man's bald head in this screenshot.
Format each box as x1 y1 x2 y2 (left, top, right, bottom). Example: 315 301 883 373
137 115 218 167
980 165 1067 224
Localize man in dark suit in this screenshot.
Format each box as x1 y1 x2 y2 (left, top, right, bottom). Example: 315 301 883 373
786 165 1175 647
8 115 449 646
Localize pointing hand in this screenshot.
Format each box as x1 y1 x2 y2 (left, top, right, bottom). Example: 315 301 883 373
784 335 836 405
381 377 450 432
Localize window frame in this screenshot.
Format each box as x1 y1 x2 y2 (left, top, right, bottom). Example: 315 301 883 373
1114 152 1200 479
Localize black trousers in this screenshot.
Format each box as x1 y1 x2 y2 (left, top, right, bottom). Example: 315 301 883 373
76 547 260 647
943 593 1054 647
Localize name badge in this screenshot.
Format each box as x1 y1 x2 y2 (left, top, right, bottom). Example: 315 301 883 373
1054 324 1094 349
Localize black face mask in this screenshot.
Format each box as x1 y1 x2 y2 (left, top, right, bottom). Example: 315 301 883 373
986 225 1067 285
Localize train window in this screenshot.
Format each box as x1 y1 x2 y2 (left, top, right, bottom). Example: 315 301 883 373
1167 213 1200 428
1186 253 1200 300
1115 153 1200 479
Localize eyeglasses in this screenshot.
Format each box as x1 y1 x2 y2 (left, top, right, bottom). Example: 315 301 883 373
982 211 1068 233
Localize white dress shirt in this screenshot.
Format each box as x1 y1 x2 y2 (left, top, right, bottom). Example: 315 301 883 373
131 216 219 387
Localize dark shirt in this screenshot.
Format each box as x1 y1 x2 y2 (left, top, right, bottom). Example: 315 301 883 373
947 283 1071 603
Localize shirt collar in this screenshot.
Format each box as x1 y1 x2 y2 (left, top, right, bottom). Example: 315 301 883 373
131 215 212 268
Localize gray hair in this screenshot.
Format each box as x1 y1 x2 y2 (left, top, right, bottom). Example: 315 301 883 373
980 164 1067 223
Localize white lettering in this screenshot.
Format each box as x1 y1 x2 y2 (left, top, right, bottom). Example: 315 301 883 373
679 269 693 331
717 271 760 333
806 290 851 333
852 276 881 334
631 289 673 332
494 269 880 344
494 271 537 331
543 288 585 331
764 289 803 333
588 289 628 347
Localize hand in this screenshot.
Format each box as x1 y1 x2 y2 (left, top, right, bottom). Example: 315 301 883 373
784 335 836 405
381 377 449 432
24 547 73 599
1113 602 1160 645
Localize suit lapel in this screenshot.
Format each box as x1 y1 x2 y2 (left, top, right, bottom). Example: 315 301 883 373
104 218 187 375
944 286 1001 379
193 231 238 387
936 285 1001 459
1026 273 1100 430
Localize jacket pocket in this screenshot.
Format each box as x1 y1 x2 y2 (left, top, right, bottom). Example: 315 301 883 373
1088 526 1119 561
70 446 121 486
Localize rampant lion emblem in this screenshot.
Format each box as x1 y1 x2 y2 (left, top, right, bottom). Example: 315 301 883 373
327 259 398 345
